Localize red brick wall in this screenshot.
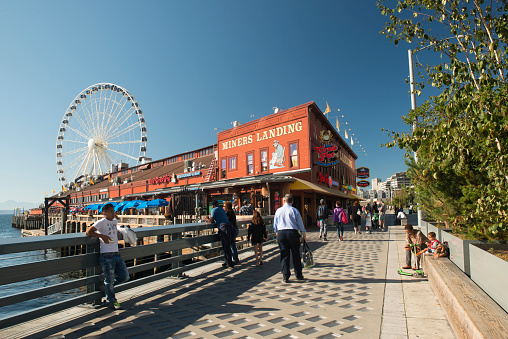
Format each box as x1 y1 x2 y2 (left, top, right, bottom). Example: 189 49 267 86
217 104 310 179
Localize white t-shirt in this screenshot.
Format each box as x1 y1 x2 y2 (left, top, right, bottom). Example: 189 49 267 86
365 213 372 226
93 218 119 253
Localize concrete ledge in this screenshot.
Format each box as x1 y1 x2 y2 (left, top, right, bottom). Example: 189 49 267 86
423 254 508 339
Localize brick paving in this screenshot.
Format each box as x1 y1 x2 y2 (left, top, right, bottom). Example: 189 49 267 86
1 215 455 339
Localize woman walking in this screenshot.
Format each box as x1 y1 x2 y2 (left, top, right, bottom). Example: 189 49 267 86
350 201 362 234
333 202 345 241
224 201 240 264
248 210 268 266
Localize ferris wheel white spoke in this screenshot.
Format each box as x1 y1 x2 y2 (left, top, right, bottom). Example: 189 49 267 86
108 140 142 145
95 150 106 175
62 147 88 157
70 110 94 138
108 148 139 161
79 102 98 137
101 90 116 135
104 105 136 138
63 153 87 173
101 96 130 139
66 124 90 141
64 139 87 144
105 122 139 142
71 149 92 182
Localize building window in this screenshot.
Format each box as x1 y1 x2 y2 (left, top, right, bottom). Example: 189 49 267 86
182 153 194 160
221 158 227 178
229 156 237 170
260 150 268 172
247 153 254 174
290 142 298 167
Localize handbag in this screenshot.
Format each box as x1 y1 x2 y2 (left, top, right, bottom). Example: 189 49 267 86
357 209 361 216
302 240 314 268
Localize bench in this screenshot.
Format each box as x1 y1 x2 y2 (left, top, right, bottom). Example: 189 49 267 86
423 254 508 338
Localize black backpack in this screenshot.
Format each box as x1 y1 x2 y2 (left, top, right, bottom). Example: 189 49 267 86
317 205 327 220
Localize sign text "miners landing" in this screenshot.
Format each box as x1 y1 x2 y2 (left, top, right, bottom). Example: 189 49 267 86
222 121 303 150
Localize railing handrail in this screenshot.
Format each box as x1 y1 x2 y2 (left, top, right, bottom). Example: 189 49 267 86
0 216 275 329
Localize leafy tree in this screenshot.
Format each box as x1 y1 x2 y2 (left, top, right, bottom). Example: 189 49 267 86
378 0 508 240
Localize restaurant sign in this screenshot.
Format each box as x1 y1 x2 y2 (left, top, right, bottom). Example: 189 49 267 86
356 167 370 179
357 180 370 188
317 172 339 188
177 170 201 179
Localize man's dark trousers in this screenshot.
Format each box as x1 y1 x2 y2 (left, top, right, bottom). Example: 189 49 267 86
277 229 303 280
218 222 234 267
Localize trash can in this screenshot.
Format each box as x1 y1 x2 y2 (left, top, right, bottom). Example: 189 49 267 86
401 218 408 226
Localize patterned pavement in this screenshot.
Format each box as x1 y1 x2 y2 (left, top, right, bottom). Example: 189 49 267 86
1 216 451 338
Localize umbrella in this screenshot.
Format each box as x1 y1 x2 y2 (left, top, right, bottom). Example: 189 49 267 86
147 199 169 207
136 201 149 210
98 202 119 213
84 204 101 211
121 200 142 212
114 201 128 212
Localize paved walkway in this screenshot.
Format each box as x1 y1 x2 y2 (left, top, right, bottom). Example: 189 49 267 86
1 215 455 338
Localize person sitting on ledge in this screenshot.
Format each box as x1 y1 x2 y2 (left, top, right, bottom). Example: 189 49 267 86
402 224 428 270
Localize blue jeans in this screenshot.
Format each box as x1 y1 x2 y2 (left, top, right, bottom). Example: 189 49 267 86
231 227 240 263
99 253 130 304
336 222 343 237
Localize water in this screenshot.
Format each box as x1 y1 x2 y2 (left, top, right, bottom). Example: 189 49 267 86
0 214 83 319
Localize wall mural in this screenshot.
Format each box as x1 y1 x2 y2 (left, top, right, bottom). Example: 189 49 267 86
269 139 285 169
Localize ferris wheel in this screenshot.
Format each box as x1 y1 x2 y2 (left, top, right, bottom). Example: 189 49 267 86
56 83 147 188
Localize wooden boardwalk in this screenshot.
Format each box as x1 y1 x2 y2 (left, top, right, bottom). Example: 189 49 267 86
0 217 456 339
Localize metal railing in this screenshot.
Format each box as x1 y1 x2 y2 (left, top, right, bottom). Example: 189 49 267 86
0 217 274 329
47 221 62 235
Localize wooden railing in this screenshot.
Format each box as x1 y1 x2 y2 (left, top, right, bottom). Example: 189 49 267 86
0 217 274 329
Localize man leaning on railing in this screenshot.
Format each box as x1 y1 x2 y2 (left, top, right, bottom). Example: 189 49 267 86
205 200 235 269
86 203 129 310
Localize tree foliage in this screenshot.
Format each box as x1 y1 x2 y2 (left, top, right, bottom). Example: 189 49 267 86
378 0 508 240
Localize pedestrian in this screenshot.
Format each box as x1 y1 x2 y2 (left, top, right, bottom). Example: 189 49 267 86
206 200 235 268
350 200 362 234
224 201 240 264
248 210 268 266
365 211 372 234
317 199 329 241
273 194 307 283
378 201 386 229
255 201 267 216
403 224 428 269
333 202 346 241
240 200 253 215
85 203 129 310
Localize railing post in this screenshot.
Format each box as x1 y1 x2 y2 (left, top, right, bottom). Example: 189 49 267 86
86 240 101 307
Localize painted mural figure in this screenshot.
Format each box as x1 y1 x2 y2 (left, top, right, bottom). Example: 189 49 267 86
269 139 285 169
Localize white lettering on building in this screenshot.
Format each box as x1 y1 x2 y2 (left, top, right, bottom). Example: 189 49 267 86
222 121 303 150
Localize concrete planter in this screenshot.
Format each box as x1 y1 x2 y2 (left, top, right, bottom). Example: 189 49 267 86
469 243 508 313
427 222 451 242
420 220 428 234
441 231 482 276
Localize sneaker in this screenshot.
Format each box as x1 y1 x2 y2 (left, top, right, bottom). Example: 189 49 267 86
109 301 122 310
323 238 327 241
296 276 305 281
340 236 344 241
283 277 289 283
259 261 263 265
402 265 411 269
319 235 322 239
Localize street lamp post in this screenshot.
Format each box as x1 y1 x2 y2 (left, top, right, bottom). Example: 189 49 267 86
407 36 462 228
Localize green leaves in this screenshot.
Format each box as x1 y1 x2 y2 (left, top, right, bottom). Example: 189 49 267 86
377 0 508 240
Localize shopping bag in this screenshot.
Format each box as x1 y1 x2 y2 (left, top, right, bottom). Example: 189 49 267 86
302 240 314 268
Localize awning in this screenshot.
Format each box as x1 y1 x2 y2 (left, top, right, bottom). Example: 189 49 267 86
348 193 364 200
290 178 350 198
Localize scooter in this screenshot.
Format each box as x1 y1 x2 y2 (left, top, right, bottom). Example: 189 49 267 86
398 244 425 278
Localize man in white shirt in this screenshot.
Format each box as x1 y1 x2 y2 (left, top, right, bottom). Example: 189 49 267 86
86 203 129 310
273 194 307 283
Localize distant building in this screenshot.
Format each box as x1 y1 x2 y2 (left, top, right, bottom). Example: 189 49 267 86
372 178 381 191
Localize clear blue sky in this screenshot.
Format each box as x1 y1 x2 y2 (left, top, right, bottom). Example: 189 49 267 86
0 1 420 203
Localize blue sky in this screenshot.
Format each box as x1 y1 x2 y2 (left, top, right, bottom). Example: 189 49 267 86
0 1 422 203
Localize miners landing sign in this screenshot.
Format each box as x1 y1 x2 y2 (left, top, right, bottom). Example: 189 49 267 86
221 121 303 150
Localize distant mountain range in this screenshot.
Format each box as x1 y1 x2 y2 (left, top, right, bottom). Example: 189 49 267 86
0 200 40 211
